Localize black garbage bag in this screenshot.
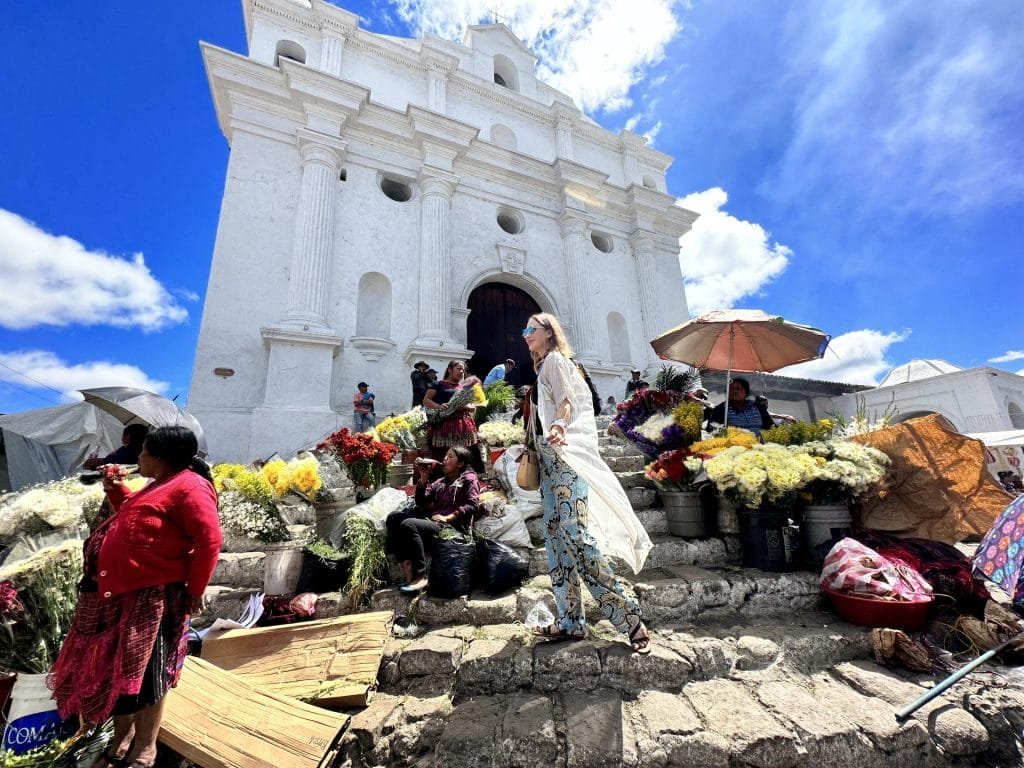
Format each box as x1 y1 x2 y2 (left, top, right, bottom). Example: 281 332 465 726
476 537 528 595
428 530 475 598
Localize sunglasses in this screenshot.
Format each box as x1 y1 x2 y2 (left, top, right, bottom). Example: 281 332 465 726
521 325 537 338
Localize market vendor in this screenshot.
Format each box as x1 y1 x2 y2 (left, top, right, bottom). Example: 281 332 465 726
422 360 484 473
705 377 773 436
387 446 480 594
49 426 221 768
83 423 149 469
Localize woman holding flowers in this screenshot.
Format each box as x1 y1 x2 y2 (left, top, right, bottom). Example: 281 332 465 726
389 446 480 594
49 426 221 768
523 313 653 653
423 360 485 473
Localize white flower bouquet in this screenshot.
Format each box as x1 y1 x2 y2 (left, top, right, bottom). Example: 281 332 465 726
0 478 105 541
799 440 891 504
478 420 526 448
218 490 290 543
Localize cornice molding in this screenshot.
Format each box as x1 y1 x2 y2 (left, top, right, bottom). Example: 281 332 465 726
261 325 343 349
250 0 319 33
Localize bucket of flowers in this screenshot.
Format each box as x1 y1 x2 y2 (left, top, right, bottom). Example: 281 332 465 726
376 407 427 454
795 439 891 563
319 428 400 500
213 463 292 550
644 448 712 537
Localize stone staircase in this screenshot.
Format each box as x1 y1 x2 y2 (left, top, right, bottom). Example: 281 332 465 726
194 415 1024 768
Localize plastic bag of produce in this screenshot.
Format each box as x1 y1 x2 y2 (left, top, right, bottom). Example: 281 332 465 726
475 537 528 595
428 529 475 598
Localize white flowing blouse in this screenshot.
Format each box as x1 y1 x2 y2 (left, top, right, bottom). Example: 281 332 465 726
536 351 653 574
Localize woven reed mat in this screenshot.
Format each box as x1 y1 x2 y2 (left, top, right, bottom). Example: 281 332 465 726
200 611 392 707
161 656 348 768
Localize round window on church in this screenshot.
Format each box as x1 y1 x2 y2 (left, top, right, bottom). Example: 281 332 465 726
591 232 613 253
379 176 413 202
496 208 525 235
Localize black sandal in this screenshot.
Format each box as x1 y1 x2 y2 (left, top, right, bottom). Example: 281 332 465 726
532 624 586 641
629 622 652 655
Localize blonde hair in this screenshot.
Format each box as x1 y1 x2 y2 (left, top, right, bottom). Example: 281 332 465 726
529 312 575 371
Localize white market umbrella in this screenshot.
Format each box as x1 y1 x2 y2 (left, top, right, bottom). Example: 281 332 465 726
649 309 830 427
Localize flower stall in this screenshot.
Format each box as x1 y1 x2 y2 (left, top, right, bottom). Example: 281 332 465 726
319 428 399 500
478 420 526 465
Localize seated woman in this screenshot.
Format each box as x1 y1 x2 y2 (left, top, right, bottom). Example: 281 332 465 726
387 446 480 594
704 376 773 436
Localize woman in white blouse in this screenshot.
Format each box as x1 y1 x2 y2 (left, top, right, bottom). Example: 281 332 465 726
523 312 652 653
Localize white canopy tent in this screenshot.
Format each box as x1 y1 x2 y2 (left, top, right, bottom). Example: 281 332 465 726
966 429 1024 482
0 402 124 491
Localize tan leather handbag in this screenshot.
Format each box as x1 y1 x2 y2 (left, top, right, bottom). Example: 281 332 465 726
516 411 541 491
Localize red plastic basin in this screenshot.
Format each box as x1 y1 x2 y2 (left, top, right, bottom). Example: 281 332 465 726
822 587 933 631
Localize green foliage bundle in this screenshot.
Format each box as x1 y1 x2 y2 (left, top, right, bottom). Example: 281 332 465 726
761 418 834 446
475 380 517 425
343 516 386 608
654 364 702 393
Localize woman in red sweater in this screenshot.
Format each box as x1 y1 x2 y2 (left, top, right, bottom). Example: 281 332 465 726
49 426 221 768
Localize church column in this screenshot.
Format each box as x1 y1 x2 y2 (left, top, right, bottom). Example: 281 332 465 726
553 106 576 160
282 135 344 331
559 213 598 359
416 173 457 341
630 232 660 366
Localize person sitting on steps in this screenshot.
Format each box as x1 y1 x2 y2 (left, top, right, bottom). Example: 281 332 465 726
387 446 480 594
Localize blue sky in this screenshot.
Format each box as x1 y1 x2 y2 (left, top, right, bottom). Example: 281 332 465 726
1 0 1022 416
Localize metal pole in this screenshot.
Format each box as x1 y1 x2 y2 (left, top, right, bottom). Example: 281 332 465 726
723 326 734 430
895 631 1024 721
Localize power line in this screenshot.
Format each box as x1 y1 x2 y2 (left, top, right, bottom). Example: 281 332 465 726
0 359 71 404
0 376 64 408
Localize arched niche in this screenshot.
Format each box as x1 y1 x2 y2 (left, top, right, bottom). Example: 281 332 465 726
490 124 517 150
642 175 659 190
351 272 395 362
607 312 631 364
275 40 307 66
493 54 520 92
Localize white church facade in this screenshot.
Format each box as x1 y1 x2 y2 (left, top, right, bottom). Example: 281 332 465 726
189 0 697 461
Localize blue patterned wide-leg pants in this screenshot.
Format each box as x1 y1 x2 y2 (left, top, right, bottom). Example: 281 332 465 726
538 441 642 637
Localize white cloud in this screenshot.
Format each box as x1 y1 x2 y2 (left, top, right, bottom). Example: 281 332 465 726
778 329 908 386
0 350 169 401
642 120 663 144
771 2 1024 214
676 188 790 314
390 0 683 113
0 209 188 331
990 350 1024 364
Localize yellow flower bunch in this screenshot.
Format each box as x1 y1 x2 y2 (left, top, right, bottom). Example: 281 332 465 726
705 443 821 508
672 401 704 445
690 427 758 456
260 459 291 497
761 418 834 446
212 463 274 505
286 455 323 497
376 413 417 449
470 383 488 406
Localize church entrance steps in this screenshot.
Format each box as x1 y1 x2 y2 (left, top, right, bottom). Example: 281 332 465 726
603 454 647 473
615 469 655 490
343 632 1020 767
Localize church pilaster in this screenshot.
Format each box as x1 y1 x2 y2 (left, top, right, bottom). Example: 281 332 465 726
553 105 578 161
415 172 458 343
629 232 660 367
319 29 348 77
559 212 598 360
282 133 345 331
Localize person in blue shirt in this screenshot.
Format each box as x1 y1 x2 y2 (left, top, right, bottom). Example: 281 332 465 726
705 377 773 436
483 358 516 386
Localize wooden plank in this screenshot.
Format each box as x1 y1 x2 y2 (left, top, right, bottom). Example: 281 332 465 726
200 611 392 708
160 656 348 768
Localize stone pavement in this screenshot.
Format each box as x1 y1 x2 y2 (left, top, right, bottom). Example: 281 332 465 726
193 415 1024 767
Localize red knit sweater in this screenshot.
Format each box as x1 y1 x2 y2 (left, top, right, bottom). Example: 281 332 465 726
97 470 222 599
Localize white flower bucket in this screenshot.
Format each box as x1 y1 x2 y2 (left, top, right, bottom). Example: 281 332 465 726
2 673 75 755
802 504 852 565
263 541 305 595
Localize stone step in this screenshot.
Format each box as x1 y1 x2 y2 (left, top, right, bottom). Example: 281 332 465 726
525 506 666 541
616 470 654 490
529 535 738 578
603 454 647 473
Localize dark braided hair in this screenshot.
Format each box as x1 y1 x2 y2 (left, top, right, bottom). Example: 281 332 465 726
144 426 212 482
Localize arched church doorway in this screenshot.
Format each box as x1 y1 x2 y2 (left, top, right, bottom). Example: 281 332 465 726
466 282 541 388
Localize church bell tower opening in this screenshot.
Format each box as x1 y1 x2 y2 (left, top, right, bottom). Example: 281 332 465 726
466 282 541 388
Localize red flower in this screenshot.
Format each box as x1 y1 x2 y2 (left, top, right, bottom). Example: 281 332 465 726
0 580 25 622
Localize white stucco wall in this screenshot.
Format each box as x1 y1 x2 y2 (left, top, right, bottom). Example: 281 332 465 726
189 0 696 461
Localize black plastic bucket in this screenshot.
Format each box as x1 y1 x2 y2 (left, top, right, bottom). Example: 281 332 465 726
737 508 792 571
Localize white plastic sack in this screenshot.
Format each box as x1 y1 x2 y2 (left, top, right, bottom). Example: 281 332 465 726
349 487 410 530
474 495 532 548
496 445 543 520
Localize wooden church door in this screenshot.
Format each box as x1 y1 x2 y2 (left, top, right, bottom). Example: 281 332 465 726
466 282 541 388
